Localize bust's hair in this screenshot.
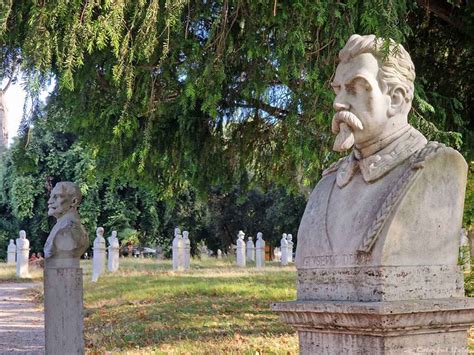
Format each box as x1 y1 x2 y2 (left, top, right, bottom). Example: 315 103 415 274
339 34 415 105
55 181 82 205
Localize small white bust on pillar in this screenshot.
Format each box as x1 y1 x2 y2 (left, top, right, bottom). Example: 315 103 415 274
200 244 209 260
236 231 246 267
246 236 255 262
43 181 89 354
273 247 281 262
172 227 184 271
16 231 30 278
255 232 265 268
107 230 120 272
287 234 294 263
217 249 222 259
92 227 106 282
7 239 16 264
182 231 191 270
280 233 288 266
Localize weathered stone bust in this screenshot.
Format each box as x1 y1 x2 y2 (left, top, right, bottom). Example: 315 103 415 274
295 34 468 301
182 230 189 242
16 231 29 250
44 182 89 268
107 230 119 249
94 227 106 247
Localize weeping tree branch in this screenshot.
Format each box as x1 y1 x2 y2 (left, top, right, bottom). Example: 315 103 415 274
1 59 17 92
418 0 472 38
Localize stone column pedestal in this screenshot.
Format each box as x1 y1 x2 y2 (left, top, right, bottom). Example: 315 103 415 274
7 251 16 264
273 298 474 354
92 245 106 281
44 267 84 355
107 246 119 272
16 247 30 278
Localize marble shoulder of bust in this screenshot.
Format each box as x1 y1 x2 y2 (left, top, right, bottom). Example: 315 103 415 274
51 219 87 253
410 141 463 168
322 157 346 177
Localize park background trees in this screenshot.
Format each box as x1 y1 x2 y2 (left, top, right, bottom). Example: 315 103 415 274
0 1 472 257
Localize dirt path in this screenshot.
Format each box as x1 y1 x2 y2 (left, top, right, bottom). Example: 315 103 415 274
0 282 44 354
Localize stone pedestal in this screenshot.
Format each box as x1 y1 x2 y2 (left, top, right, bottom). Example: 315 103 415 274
297 265 465 301
172 237 185 270
199 244 209 260
107 231 120 272
256 233 265 268
92 244 106 282
236 234 246 267
280 234 288 266
246 237 255 262
287 234 294 263
16 234 30 278
44 267 84 354
273 298 474 354
7 239 16 264
273 247 281 262
92 228 106 282
183 231 191 270
107 246 119 272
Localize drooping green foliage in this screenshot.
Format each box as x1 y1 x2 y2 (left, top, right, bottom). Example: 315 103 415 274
0 0 472 252
0 0 422 193
406 6 474 157
0 115 165 256
0 111 306 258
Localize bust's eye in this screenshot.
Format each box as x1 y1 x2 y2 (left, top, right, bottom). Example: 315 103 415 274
331 83 341 95
346 77 371 94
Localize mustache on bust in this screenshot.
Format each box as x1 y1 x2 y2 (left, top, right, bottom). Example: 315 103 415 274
331 111 364 152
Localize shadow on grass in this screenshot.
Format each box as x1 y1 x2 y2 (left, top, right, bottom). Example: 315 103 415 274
83 262 296 351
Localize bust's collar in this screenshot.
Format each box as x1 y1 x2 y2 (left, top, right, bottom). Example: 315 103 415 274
354 125 411 159
336 125 427 187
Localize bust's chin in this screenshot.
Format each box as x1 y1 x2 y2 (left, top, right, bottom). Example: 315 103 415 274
48 209 64 219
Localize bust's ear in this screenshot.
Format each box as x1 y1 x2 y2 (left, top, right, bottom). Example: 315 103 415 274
387 86 407 117
71 196 79 208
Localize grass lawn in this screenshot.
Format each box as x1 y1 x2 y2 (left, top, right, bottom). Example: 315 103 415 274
3 257 474 353
82 257 298 354
0 262 43 282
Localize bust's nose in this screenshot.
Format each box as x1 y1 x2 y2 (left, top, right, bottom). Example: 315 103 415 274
333 101 349 111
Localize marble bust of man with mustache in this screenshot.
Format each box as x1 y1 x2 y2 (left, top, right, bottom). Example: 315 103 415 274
295 34 468 301
44 181 89 268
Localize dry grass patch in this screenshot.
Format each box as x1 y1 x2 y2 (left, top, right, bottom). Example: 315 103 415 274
83 258 297 354
0 262 43 282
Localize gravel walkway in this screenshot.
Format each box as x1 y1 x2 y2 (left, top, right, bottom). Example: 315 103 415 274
0 282 44 354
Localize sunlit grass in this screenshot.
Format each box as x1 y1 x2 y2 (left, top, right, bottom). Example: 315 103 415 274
0 262 43 282
83 257 298 354
9 256 473 353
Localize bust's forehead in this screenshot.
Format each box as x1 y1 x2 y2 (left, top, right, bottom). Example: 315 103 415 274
51 184 66 194
334 53 380 85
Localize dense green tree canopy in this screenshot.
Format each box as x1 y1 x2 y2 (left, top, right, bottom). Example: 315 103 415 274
0 115 305 257
0 1 473 254
2 1 472 194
